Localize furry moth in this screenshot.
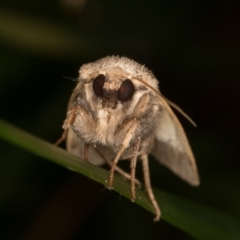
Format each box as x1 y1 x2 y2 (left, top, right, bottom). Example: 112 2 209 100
56 56 200 221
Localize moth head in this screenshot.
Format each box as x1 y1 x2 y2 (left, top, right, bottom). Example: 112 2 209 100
77 56 160 111
91 72 135 109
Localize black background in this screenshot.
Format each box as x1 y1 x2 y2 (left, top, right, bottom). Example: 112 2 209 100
0 1 239 239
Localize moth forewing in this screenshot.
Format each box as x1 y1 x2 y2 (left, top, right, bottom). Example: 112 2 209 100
56 55 199 222
151 97 199 186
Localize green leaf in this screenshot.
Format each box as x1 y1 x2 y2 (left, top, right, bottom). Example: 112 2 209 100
0 118 239 240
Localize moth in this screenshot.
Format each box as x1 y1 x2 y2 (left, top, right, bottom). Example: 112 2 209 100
55 56 200 221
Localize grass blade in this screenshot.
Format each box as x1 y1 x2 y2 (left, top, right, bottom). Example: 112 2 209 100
0 118 239 240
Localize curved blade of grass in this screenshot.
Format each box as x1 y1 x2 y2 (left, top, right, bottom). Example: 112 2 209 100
0 118 239 240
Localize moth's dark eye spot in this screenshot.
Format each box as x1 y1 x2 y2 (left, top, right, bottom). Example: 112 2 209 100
93 74 105 97
117 79 135 102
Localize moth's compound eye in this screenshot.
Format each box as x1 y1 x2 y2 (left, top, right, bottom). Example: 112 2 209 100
93 74 105 97
117 79 135 101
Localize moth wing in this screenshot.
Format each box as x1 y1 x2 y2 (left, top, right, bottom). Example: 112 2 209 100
66 128 106 166
151 98 200 186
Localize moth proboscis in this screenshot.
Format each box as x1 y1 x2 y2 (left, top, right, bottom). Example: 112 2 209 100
55 56 200 221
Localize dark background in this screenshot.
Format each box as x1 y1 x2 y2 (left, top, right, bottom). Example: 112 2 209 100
0 0 239 239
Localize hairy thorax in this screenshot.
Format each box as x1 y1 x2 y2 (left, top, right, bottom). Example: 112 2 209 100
72 105 130 148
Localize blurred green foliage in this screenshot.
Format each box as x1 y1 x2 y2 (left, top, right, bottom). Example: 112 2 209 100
0 0 239 239
1 119 239 240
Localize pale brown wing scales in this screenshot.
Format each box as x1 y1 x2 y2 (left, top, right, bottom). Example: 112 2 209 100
151 99 199 186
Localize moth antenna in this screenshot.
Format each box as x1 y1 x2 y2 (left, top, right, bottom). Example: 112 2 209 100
133 76 196 127
62 75 78 82
160 95 197 127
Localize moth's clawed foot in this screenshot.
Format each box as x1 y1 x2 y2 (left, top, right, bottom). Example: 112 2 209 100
153 214 160 222
54 137 64 146
107 168 115 190
106 179 114 190
131 188 136 202
152 206 161 222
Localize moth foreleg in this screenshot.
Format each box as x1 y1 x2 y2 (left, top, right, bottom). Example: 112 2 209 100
55 105 79 146
130 137 141 202
96 148 142 186
141 153 161 222
108 118 139 189
83 143 90 161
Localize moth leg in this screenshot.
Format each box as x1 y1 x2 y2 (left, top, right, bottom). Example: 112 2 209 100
55 105 79 146
96 149 142 187
130 137 141 202
108 118 139 189
141 153 161 221
83 143 90 161
116 165 141 187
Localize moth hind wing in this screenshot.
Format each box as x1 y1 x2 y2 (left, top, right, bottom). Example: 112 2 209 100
151 100 200 186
